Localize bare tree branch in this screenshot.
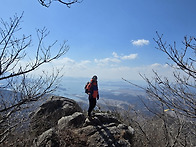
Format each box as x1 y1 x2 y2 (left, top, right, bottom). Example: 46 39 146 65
123 33 196 146
153 32 196 79
38 0 82 8
0 13 68 144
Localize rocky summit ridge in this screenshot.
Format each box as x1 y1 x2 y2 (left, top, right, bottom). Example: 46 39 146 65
30 96 134 147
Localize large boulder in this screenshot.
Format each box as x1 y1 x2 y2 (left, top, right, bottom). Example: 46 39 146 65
33 128 59 147
58 112 85 130
31 96 134 147
78 113 134 147
30 96 82 136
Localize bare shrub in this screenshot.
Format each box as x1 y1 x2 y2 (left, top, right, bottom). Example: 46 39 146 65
122 33 196 147
0 13 68 144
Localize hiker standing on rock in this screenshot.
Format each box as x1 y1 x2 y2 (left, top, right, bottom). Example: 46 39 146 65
86 75 99 117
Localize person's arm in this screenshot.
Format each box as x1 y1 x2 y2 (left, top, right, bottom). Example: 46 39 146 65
97 94 99 100
97 83 99 100
87 82 92 95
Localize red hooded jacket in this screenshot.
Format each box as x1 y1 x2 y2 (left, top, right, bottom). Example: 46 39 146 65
87 79 99 98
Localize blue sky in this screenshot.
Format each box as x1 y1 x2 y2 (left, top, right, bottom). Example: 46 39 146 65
0 0 196 82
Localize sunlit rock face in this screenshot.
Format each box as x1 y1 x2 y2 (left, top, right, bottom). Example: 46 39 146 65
31 96 134 147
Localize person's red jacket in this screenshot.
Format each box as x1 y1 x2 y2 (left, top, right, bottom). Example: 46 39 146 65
87 79 99 98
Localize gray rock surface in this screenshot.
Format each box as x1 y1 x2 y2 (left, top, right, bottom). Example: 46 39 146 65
31 96 134 147
58 112 85 129
30 96 82 136
33 128 59 147
78 113 134 147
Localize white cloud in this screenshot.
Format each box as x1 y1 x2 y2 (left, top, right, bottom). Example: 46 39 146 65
121 54 138 60
88 63 174 81
50 57 91 69
94 52 137 66
132 39 150 46
26 53 175 82
112 52 119 58
150 63 161 68
94 57 121 65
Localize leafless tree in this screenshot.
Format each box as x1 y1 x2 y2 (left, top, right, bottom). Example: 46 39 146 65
0 13 68 144
38 0 82 8
123 32 196 146
146 32 196 118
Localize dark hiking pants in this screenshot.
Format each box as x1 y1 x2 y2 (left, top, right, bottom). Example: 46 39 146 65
88 96 96 116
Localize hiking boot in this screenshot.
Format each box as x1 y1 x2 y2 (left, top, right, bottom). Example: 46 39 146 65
88 112 91 118
92 112 95 116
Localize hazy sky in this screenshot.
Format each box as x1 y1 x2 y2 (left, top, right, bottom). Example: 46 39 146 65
0 0 196 81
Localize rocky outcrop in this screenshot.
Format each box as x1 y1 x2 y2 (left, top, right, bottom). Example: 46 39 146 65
58 112 86 129
78 113 134 147
31 96 134 147
30 96 82 136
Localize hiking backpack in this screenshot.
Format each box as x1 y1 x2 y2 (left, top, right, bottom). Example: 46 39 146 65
84 81 90 94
